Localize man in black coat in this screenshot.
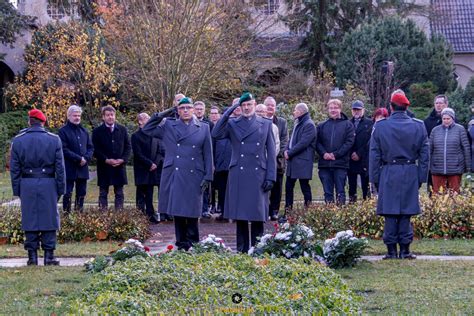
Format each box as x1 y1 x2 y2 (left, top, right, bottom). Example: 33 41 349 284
92 106 131 210
58 105 94 213
316 99 355 205
284 103 317 211
131 113 163 223
347 100 373 202
265 96 289 221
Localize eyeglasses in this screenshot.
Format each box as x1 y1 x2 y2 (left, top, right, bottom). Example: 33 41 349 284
178 106 193 111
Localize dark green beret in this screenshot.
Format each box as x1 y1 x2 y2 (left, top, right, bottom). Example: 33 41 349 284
239 92 254 105
178 97 192 105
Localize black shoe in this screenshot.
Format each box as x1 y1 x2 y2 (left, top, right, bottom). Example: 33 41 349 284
201 212 212 219
44 250 60 266
270 215 279 221
149 216 160 224
382 244 398 260
27 250 38 266
399 244 416 259
215 214 225 221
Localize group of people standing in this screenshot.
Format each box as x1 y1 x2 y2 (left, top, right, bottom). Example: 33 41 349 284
9 88 473 265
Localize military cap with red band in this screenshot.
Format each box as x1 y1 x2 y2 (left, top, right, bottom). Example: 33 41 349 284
390 93 410 106
28 109 47 122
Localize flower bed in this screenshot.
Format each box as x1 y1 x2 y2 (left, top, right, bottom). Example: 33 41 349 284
0 206 151 244
294 192 473 240
70 252 361 314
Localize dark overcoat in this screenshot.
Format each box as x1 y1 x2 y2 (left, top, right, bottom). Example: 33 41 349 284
142 116 213 218
286 112 317 179
369 111 429 216
58 121 94 180
214 137 232 172
131 129 164 185
212 111 276 222
92 123 131 186
349 116 373 174
273 116 288 172
10 126 66 231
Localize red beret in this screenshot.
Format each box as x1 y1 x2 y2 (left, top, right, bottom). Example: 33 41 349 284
28 109 47 122
390 93 410 106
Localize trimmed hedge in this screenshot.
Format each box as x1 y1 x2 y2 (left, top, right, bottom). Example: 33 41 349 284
0 111 28 169
0 206 151 244
69 252 361 314
293 192 473 240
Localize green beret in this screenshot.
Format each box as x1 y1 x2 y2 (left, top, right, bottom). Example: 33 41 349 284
178 97 192 105
239 92 254 105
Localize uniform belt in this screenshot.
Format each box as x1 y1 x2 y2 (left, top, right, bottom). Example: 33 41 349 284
22 173 55 178
383 159 416 165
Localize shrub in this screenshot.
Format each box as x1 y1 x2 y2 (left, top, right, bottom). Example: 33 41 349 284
69 252 361 314
323 230 368 269
0 206 151 244
409 81 438 108
293 192 473 240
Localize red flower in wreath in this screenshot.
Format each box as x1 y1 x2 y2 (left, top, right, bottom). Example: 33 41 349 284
166 244 174 251
144 246 150 252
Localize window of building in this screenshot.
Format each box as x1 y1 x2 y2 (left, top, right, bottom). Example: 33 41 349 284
255 0 280 15
47 0 78 20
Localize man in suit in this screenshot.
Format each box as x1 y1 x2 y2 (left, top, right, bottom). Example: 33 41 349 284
369 92 429 259
212 92 276 253
92 106 131 210
142 97 213 250
284 103 317 212
265 96 288 221
10 109 65 266
347 100 373 202
131 113 163 223
58 105 94 213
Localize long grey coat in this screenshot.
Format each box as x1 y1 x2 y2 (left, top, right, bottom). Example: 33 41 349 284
142 116 213 218
429 123 471 175
369 112 429 216
212 111 276 222
10 126 66 231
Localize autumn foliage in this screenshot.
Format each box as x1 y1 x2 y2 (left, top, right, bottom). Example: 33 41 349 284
6 22 119 127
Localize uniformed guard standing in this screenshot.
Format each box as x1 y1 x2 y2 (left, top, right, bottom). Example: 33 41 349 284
10 109 66 266
142 97 213 250
212 92 277 253
369 93 429 259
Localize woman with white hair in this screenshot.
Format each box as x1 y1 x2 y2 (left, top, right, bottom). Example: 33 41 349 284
429 107 471 194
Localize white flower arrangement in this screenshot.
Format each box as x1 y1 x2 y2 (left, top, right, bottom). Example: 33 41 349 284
323 230 368 269
192 234 232 253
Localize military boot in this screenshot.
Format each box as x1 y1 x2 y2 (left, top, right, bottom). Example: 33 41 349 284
44 250 60 266
27 250 38 266
382 244 398 260
399 244 416 259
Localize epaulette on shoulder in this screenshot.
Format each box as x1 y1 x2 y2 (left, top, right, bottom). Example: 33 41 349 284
412 118 424 124
47 131 60 138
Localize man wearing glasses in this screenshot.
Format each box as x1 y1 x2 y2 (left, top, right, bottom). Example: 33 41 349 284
142 97 213 251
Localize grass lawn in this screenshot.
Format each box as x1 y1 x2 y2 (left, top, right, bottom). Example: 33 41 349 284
0 266 89 315
338 260 474 315
366 239 474 256
0 241 122 258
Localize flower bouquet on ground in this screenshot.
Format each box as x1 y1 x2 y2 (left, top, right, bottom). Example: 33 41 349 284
84 238 151 273
191 234 232 254
249 223 325 263
323 230 368 269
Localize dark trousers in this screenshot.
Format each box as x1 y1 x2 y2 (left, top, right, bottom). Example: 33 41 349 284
136 185 156 219
24 230 57 251
214 171 228 212
383 215 414 245
236 220 264 253
202 187 210 215
63 178 87 212
347 170 370 202
174 216 199 251
285 177 312 208
99 185 124 210
319 168 347 204
269 172 284 216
